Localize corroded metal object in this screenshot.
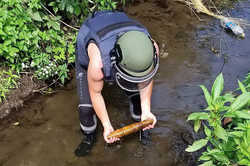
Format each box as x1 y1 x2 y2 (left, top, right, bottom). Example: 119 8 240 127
107 119 153 139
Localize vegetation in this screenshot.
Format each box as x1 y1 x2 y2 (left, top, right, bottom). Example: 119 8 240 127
47 0 118 25
0 70 19 103
243 73 250 91
186 73 250 166
0 0 121 103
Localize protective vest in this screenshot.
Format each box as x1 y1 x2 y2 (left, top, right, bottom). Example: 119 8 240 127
76 11 150 81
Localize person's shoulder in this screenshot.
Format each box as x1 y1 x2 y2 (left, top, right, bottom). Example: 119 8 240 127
87 42 102 66
87 42 104 80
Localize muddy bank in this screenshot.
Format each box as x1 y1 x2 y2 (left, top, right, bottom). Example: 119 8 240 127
0 75 43 120
0 70 75 121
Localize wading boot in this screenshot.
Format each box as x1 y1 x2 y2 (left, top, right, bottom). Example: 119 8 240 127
74 132 96 157
139 129 152 145
129 94 141 121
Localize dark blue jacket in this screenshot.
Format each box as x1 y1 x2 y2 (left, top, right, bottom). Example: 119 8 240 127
76 11 150 81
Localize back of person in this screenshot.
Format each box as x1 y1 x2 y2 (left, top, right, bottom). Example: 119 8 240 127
74 10 159 157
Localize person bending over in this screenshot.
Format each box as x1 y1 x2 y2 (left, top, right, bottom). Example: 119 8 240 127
75 10 159 157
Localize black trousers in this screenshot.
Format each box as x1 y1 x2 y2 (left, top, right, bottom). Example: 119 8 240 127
75 56 142 134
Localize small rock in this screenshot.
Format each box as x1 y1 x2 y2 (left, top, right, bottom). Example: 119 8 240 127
13 122 20 126
181 132 193 145
161 52 169 58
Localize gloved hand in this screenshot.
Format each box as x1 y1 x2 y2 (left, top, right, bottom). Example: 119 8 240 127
141 111 157 131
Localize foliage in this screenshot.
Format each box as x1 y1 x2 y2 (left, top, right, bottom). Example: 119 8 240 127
0 69 19 103
243 73 250 91
0 0 76 86
0 0 121 103
47 0 118 25
186 73 250 166
120 0 126 7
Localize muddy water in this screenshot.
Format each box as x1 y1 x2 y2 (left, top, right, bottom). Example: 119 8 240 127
1 1 250 166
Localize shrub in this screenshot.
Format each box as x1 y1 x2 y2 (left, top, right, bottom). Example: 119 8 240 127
186 73 250 166
46 0 118 25
0 69 19 102
0 0 122 103
0 0 76 84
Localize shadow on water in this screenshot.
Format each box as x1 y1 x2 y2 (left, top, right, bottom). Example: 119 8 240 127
1 0 250 165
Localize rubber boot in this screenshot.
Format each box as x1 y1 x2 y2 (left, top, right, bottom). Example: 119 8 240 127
139 129 152 145
75 132 96 157
129 94 142 121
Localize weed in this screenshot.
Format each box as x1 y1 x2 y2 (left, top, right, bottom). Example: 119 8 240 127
0 70 19 103
186 73 250 166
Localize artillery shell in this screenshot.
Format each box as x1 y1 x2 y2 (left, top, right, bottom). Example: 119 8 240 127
107 119 153 139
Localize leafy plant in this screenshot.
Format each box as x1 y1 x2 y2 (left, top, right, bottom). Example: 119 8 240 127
47 0 118 25
0 0 76 85
186 73 250 166
0 70 19 103
243 73 250 91
120 0 126 7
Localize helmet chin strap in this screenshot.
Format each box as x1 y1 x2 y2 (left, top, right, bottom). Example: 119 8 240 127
114 44 123 62
110 48 117 64
110 44 123 67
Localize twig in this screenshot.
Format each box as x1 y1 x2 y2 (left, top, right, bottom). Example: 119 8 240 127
32 77 60 93
209 0 222 15
40 3 79 31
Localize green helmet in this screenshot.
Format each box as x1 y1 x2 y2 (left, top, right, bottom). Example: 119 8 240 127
112 31 159 92
116 31 154 77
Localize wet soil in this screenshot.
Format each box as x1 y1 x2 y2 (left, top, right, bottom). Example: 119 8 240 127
1 0 250 166
0 74 43 120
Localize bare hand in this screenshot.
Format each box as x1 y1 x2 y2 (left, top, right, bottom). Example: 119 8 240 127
141 112 157 131
103 124 120 143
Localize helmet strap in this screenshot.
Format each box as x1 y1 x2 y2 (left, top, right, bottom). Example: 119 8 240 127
110 44 123 65
115 44 123 62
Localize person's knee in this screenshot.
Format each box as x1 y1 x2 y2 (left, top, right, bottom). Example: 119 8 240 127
79 105 94 117
78 105 97 133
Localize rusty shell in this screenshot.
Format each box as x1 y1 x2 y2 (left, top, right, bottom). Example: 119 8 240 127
107 119 153 139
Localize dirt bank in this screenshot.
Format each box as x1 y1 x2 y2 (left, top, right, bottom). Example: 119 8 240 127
0 74 43 120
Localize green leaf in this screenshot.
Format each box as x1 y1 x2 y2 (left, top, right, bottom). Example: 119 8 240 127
211 73 224 101
229 131 244 137
222 93 235 103
66 5 73 14
204 105 215 111
200 85 212 105
74 6 81 16
194 120 201 133
199 155 211 161
48 2 56 6
187 112 209 121
238 80 247 93
234 110 250 119
204 125 211 137
212 152 230 163
31 12 42 22
214 125 228 141
185 139 208 152
238 159 250 165
199 161 214 166
51 21 60 31
53 7 58 13
229 92 250 111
